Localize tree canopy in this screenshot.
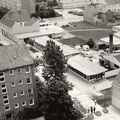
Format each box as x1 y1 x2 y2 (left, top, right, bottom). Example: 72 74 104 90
32 4 61 18
37 40 83 120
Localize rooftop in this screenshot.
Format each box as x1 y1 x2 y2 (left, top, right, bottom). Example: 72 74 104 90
15 26 64 39
103 55 120 66
0 9 30 28
101 36 120 45
33 36 80 56
68 55 107 76
105 0 120 5
0 44 33 71
33 36 63 47
113 53 120 63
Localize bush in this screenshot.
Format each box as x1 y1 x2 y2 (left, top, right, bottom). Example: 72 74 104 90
103 108 109 113
82 114 94 120
95 111 102 116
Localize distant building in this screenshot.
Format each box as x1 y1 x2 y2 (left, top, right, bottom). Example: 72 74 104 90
105 0 120 12
0 44 37 120
83 0 120 25
61 0 90 9
68 55 107 82
0 0 35 14
0 10 39 43
83 3 107 25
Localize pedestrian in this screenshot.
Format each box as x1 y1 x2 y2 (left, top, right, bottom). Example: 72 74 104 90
93 106 96 113
90 106 93 114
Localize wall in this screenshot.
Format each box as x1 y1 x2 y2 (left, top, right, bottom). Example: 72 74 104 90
107 4 120 12
112 84 120 109
83 5 98 24
21 0 35 14
0 65 36 119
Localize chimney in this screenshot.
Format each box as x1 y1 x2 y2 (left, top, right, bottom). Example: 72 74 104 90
109 33 113 53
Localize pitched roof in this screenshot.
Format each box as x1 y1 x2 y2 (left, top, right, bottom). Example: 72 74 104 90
103 55 120 66
0 9 30 28
105 0 120 5
113 54 120 63
68 55 107 76
0 44 33 71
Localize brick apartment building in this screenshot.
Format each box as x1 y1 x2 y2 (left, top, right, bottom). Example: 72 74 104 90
0 44 37 120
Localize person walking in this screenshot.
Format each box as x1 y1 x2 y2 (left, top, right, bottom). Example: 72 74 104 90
93 106 96 113
90 106 93 114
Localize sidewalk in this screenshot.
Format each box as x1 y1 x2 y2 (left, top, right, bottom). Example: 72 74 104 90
70 86 120 120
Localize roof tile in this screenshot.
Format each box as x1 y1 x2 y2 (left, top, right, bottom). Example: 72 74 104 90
0 44 33 71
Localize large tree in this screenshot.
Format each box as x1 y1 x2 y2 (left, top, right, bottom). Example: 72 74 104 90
37 40 83 120
42 40 67 84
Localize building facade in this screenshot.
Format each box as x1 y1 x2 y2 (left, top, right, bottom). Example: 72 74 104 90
0 44 37 120
0 0 35 14
112 72 120 110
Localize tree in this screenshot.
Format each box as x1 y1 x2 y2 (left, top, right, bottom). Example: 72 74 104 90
35 4 40 15
106 9 115 23
0 7 9 19
42 40 67 85
86 38 95 48
37 40 83 120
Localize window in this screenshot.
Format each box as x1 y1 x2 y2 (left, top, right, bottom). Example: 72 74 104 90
20 91 25 96
0 77 5 82
3 100 9 105
17 68 21 73
9 70 14 75
5 105 10 111
15 103 19 108
22 101 26 106
28 88 33 95
3 95 8 99
11 82 15 87
19 80 23 85
0 72 4 77
26 78 31 84
26 66 30 73
29 99 34 105
2 88 7 94
6 113 12 120
13 93 17 98
1 84 6 89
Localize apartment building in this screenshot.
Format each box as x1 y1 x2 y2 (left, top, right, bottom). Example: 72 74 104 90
0 0 35 14
0 44 37 120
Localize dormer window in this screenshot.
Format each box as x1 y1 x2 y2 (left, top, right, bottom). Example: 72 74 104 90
19 22 24 26
20 22 22 26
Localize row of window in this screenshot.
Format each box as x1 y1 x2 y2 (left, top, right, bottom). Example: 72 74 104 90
1 78 32 90
0 66 30 78
11 78 32 87
2 87 33 96
9 66 30 75
5 99 34 111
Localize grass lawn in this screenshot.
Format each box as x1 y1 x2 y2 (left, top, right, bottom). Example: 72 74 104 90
65 22 109 31
61 21 113 46
70 29 112 41
59 37 86 46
